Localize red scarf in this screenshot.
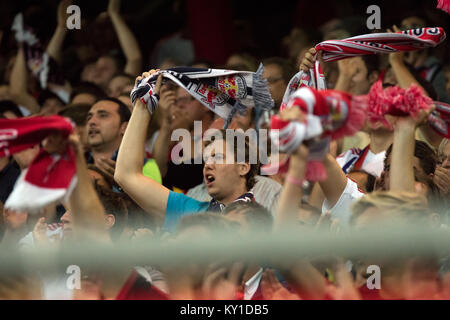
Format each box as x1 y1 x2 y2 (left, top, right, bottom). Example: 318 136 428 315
263 87 367 180
0 116 76 213
282 27 446 107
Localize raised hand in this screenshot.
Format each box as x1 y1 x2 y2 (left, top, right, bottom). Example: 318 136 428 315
97 158 116 180
299 48 317 72
32 217 49 246
433 166 450 196
158 85 176 127
387 25 405 66
384 107 432 131
337 56 364 79
58 0 72 28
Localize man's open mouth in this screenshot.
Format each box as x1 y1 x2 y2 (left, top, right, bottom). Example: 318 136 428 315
205 174 215 185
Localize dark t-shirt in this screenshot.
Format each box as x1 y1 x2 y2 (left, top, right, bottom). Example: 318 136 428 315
0 160 20 204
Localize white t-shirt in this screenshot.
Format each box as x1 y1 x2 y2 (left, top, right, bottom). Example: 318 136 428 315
336 147 385 178
322 178 365 227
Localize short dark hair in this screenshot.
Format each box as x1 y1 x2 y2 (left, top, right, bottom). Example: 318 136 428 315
94 97 131 123
58 104 92 126
385 141 440 205
70 82 106 102
385 140 437 177
262 57 297 84
224 201 273 232
349 169 377 193
0 100 23 118
205 129 259 190
93 182 128 241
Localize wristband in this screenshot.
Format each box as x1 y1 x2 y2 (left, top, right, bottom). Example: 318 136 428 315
286 174 304 187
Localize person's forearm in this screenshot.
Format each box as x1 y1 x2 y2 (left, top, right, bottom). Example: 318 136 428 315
390 123 416 192
10 47 39 114
46 26 67 63
308 183 325 209
390 60 424 91
275 155 307 229
115 100 169 223
116 102 149 180
318 154 348 208
110 13 142 75
68 145 106 232
152 124 171 177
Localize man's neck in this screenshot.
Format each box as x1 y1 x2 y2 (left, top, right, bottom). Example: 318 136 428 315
369 130 393 154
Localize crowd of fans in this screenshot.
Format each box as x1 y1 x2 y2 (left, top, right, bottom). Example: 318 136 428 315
0 0 450 300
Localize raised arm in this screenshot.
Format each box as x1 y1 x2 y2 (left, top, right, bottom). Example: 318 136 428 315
387 109 430 193
274 108 309 228
114 71 169 225
152 86 176 177
43 133 108 241
46 0 70 63
9 47 40 114
66 135 108 237
108 0 142 75
388 26 424 91
317 154 348 208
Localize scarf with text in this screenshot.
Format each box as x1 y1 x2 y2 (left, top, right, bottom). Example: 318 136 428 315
282 27 446 108
266 27 447 180
0 116 76 213
131 65 274 129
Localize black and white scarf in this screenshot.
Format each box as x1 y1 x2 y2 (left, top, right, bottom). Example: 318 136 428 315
131 65 274 129
11 13 65 90
207 192 255 213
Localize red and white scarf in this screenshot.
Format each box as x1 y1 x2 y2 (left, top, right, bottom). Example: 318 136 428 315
263 87 367 180
266 27 447 179
365 80 450 139
282 27 446 107
0 116 76 213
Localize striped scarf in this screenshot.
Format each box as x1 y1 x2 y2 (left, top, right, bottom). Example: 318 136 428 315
282 27 446 105
266 27 447 179
131 65 274 129
207 192 255 213
0 116 76 213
